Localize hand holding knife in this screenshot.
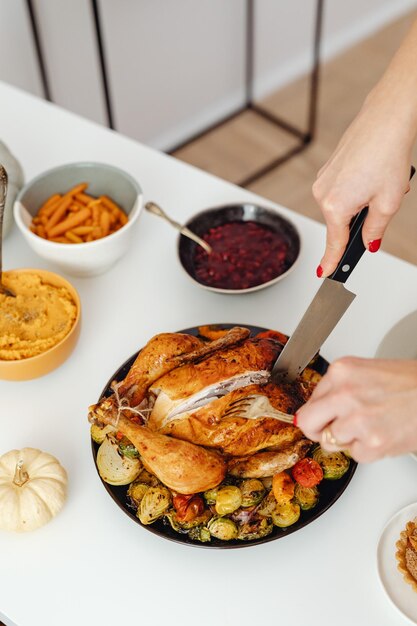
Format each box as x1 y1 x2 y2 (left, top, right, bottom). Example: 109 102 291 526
271 166 416 383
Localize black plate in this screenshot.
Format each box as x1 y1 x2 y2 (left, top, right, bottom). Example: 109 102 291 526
92 324 357 548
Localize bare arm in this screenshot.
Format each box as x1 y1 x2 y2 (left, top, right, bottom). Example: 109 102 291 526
314 17 417 276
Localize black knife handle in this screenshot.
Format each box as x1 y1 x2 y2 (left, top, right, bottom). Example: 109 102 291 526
329 209 368 283
329 165 416 283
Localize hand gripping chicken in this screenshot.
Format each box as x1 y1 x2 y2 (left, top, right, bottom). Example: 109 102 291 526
89 327 315 494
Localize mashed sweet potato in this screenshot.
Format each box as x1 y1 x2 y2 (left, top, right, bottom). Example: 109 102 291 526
0 271 77 360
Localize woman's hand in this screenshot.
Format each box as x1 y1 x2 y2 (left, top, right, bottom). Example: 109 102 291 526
313 93 413 277
295 358 417 462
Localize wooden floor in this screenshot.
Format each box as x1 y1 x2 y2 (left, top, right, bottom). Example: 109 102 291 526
174 10 417 266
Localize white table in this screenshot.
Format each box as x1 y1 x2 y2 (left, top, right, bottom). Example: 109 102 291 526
1 81 417 626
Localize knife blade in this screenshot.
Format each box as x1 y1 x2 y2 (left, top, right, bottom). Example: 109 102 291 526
271 166 415 382
271 277 356 381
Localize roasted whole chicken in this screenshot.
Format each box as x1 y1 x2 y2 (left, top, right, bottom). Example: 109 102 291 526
89 327 316 494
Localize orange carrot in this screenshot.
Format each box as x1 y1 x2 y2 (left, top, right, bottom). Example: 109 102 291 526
48 208 91 237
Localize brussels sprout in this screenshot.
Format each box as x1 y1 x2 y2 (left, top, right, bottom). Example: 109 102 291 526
118 437 139 459
138 469 160 487
203 486 220 505
271 502 301 528
238 517 273 541
272 471 295 504
208 517 238 540
127 481 149 507
312 447 350 480
96 437 142 486
164 511 183 533
240 479 266 507
188 526 211 543
137 486 171 525
215 486 242 516
90 424 116 444
257 491 277 517
294 484 319 510
204 487 219 505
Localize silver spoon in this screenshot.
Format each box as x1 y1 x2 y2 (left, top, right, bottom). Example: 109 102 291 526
0 165 15 298
145 201 212 254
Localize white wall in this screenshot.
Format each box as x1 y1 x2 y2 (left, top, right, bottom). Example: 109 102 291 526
0 0 416 151
33 0 108 125
253 0 417 100
0 0 43 98
100 0 246 149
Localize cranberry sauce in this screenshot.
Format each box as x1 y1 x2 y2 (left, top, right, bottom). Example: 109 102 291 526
193 220 292 290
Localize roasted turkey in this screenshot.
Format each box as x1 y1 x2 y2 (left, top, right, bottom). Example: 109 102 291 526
89 326 250 423
89 327 317 493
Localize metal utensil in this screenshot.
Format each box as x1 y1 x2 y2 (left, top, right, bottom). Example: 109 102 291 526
145 201 212 254
222 394 294 424
271 166 416 382
0 165 15 298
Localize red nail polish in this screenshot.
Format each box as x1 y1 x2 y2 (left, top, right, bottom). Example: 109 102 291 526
293 413 298 427
368 239 381 253
316 265 323 278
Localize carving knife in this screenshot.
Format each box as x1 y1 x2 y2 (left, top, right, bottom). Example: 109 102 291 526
271 167 415 382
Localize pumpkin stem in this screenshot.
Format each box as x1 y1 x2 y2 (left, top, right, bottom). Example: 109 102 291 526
13 459 29 487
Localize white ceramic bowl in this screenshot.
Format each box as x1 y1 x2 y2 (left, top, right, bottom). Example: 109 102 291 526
14 162 143 277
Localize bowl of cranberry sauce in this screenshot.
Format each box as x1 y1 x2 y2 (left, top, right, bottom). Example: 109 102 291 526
178 203 300 293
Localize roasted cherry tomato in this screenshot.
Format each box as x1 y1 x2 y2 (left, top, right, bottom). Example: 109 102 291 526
292 458 323 488
173 494 205 522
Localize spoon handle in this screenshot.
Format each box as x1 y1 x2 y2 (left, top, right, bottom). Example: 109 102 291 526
0 165 8 282
145 202 212 254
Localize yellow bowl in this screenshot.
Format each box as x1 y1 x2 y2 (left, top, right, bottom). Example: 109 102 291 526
0 269 81 381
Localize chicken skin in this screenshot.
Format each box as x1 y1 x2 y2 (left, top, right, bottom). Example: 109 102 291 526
90 412 226 494
228 439 311 478
153 382 311 456
148 337 282 427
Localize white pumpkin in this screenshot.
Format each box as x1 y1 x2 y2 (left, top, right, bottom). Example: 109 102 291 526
0 448 67 532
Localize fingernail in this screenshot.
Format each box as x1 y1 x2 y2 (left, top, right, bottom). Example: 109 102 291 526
316 265 323 278
293 413 298 427
368 239 381 253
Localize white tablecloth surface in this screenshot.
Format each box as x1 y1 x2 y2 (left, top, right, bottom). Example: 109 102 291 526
1 82 417 626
